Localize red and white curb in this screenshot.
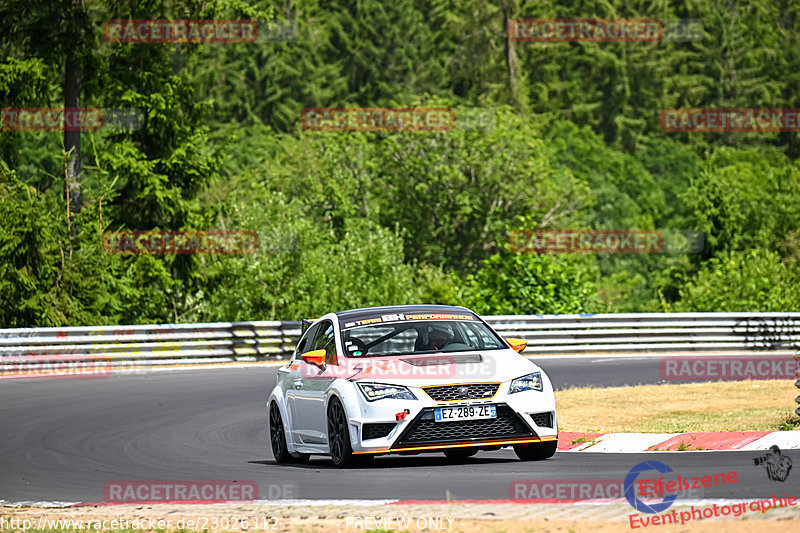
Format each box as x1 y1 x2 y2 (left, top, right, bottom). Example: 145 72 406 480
558 431 800 452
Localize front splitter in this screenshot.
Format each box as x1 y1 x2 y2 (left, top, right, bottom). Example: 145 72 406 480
353 435 557 454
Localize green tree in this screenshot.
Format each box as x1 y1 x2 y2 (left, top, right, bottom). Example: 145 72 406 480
673 249 800 311
462 249 599 315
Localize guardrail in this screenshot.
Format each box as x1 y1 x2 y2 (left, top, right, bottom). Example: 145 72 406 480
2 313 798 413
0 322 301 368
487 312 800 354
2 313 800 364
486 313 800 418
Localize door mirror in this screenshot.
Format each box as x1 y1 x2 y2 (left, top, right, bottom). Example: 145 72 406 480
301 349 327 366
506 338 527 353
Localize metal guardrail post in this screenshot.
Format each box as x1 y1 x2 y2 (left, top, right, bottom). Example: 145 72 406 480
274 322 283 356
252 323 262 359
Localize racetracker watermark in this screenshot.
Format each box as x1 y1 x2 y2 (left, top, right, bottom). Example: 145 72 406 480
453 108 496 131
0 108 142 132
661 356 797 381
103 480 274 503
301 107 455 132
0 355 111 380
509 19 703 42
509 229 704 254
103 18 297 43
510 479 703 502
294 354 496 381
629 494 797 529
103 231 259 254
661 108 800 132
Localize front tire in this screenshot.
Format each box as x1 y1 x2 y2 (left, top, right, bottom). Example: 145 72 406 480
514 440 557 461
443 448 478 462
269 402 309 464
327 397 362 468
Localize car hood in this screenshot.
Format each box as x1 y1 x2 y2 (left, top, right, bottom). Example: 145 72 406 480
343 349 541 386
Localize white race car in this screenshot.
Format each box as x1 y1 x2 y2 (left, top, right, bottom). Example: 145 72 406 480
267 305 557 467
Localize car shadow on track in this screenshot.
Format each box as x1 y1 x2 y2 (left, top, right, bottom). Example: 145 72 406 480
249 455 521 469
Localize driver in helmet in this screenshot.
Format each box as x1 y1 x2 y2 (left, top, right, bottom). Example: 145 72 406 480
425 325 454 350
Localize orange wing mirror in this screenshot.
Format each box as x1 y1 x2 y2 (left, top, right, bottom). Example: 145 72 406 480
506 338 527 353
301 349 327 366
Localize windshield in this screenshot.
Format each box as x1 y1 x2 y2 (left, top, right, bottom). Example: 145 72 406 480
341 320 506 357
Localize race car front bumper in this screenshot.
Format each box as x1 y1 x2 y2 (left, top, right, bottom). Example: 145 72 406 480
346 385 557 455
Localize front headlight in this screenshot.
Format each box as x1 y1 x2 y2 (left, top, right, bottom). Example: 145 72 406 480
357 382 418 402
509 372 543 393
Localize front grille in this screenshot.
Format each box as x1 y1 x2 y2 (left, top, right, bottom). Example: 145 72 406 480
530 412 553 428
423 383 499 402
394 404 533 446
362 423 396 440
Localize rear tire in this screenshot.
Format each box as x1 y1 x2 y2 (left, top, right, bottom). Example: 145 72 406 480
443 448 478 462
514 440 557 461
269 402 309 464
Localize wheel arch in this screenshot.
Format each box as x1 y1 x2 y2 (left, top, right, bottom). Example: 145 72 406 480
268 387 301 455
325 380 362 449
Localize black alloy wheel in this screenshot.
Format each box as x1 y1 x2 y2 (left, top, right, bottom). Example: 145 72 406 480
327 397 371 468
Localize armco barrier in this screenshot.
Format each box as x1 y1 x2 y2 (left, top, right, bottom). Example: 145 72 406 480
0 322 301 370
1 312 799 364
3 313 797 414
491 313 799 418
487 312 800 354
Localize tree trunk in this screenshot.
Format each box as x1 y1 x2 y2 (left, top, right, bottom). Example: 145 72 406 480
64 0 83 217
64 57 81 215
500 0 526 112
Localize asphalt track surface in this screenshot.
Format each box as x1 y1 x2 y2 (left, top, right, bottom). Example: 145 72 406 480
1 359 797 503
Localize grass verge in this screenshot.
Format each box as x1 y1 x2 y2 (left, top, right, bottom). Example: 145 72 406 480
555 380 800 433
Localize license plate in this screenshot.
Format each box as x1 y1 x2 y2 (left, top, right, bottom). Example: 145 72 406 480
434 404 497 422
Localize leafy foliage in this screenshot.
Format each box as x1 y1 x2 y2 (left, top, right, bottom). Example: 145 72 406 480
673 249 800 312
2 0 800 326
462 250 599 315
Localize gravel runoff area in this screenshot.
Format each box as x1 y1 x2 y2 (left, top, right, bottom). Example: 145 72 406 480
1 500 799 532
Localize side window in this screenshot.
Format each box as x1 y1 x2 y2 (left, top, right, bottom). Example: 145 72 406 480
311 320 337 364
294 324 318 360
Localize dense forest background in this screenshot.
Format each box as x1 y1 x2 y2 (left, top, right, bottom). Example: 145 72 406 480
2 0 800 327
